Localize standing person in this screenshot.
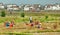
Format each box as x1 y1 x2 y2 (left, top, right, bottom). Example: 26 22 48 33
29 16 33 23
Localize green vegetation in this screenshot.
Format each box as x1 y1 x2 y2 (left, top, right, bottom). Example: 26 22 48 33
21 12 25 17
0 10 60 35
0 15 59 23
45 16 48 19
1 10 6 17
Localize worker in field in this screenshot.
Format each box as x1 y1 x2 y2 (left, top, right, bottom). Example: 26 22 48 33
10 20 15 28
9 21 14 28
29 22 34 29
30 22 34 27
37 23 42 29
34 19 42 29
4 21 10 28
29 16 32 23
53 23 57 29
25 21 34 27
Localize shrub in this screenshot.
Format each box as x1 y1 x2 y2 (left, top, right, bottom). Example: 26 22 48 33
1 10 6 17
21 12 25 17
45 16 48 19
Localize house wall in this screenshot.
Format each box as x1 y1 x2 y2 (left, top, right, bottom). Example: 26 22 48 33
7 4 19 11
44 4 60 10
0 6 4 9
0 3 5 9
24 7 30 11
13 8 19 10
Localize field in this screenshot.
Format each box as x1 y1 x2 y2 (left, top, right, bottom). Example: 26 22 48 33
0 10 60 35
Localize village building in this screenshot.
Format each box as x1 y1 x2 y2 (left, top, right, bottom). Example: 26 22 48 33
0 3 5 9
7 4 19 11
23 4 41 12
44 4 60 10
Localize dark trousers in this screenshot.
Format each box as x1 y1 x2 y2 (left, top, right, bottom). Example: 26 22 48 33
30 20 33 23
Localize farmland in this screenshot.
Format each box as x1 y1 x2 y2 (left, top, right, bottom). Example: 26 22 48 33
0 10 60 35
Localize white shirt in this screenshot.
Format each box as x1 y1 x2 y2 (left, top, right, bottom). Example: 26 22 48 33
29 17 32 20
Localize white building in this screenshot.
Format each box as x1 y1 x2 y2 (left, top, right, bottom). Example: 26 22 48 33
32 4 41 12
19 5 25 10
23 4 31 11
12 6 19 10
7 4 19 11
24 4 41 12
7 4 17 8
56 4 60 10
44 4 60 10
24 7 30 11
0 3 4 9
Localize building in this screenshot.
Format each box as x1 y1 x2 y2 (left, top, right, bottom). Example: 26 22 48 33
23 4 31 11
55 4 60 10
44 4 60 10
7 4 19 11
0 3 5 9
19 4 25 11
31 4 41 12
23 4 41 12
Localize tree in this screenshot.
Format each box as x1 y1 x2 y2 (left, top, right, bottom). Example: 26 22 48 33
21 12 25 17
1 10 6 17
21 12 25 21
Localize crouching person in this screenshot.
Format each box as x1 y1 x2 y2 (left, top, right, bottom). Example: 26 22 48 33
29 22 34 29
4 21 10 28
37 23 42 29
9 21 14 28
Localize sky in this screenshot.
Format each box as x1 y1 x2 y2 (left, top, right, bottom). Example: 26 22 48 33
0 0 60 5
